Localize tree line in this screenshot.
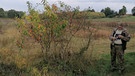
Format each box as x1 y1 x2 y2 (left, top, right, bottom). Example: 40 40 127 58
0 8 25 18
0 5 135 19
86 5 135 18
100 5 135 18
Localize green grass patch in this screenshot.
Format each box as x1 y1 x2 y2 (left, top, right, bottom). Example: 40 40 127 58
92 16 135 22
86 52 135 76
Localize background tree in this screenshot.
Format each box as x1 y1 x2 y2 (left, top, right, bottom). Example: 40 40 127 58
7 9 24 18
87 7 95 12
0 8 5 17
119 5 127 16
16 11 25 18
131 6 135 16
101 7 117 18
7 9 16 18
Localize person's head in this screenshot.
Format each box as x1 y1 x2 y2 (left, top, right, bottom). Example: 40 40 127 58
117 23 124 30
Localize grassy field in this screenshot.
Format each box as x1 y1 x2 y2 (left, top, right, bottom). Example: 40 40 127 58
0 17 135 76
92 15 135 22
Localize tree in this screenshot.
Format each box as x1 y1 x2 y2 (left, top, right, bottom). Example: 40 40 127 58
7 9 24 18
17 0 94 62
91 9 95 12
7 9 16 18
101 7 117 18
119 6 127 15
131 6 135 16
101 9 105 13
16 11 25 18
87 7 95 12
16 0 96 75
0 8 5 17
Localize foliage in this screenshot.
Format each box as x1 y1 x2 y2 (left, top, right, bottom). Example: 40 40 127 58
119 6 127 16
131 6 135 16
0 8 5 17
0 48 28 76
7 9 17 18
16 0 95 75
86 7 95 12
0 8 25 18
7 9 25 18
87 12 105 19
17 1 69 59
101 7 117 18
75 11 105 19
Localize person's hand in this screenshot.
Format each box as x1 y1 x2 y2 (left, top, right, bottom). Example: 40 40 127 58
118 35 124 39
111 37 116 40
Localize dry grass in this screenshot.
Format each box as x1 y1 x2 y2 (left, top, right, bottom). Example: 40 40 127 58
0 18 134 60
0 18 135 76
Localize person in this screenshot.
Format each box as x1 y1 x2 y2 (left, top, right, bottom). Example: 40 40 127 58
109 23 130 73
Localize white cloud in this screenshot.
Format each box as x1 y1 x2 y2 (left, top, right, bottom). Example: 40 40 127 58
0 0 27 11
0 0 134 14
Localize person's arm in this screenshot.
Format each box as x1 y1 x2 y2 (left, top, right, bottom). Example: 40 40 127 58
118 29 130 42
109 29 116 41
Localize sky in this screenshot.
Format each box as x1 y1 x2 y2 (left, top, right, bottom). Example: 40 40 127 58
0 0 135 14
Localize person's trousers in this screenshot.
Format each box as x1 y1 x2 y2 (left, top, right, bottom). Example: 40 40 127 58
111 44 124 70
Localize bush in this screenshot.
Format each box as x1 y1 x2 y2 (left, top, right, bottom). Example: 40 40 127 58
74 12 105 19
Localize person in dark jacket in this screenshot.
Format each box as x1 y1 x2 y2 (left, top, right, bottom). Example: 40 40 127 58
109 23 130 73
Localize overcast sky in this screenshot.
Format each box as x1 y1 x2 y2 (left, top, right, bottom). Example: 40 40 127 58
0 0 135 14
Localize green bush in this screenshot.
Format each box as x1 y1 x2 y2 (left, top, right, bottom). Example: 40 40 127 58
74 12 105 19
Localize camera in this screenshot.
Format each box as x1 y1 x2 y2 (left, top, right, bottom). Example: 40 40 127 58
115 34 121 39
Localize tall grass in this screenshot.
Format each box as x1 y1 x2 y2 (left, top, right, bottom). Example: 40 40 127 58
0 17 135 76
